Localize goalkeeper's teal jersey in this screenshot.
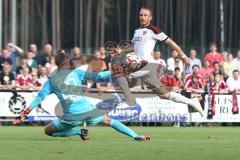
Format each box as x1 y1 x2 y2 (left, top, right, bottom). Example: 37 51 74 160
29 68 111 115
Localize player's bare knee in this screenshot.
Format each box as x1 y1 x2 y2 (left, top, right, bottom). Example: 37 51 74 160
102 116 111 125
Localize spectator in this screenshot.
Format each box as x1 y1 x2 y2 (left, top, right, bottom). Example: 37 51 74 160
96 77 113 94
204 42 223 66
72 47 81 57
233 50 240 71
151 50 166 78
16 67 33 89
80 54 89 65
214 73 228 92
0 48 12 71
223 53 236 78
161 66 178 90
5 42 24 72
38 66 48 85
36 44 53 66
27 50 38 69
151 50 166 66
46 55 57 73
29 43 38 58
31 70 42 90
226 70 240 92
99 47 111 70
174 67 184 89
90 50 107 73
185 49 202 74
16 56 32 75
212 61 224 76
70 56 83 69
222 51 228 62
208 74 216 91
199 60 213 86
173 57 183 75
0 62 15 89
184 74 204 92
167 50 183 70
185 64 202 83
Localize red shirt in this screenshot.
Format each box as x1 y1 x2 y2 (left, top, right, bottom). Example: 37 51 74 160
185 74 203 84
204 52 223 66
216 80 227 90
16 74 33 86
33 79 42 87
184 79 204 89
199 67 213 85
161 75 177 87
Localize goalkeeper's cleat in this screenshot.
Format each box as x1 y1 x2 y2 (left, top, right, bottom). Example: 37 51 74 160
191 98 204 117
80 129 89 141
134 135 151 141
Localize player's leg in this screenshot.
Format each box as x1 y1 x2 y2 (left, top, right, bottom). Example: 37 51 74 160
113 76 136 109
44 119 88 140
140 64 204 116
87 116 150 141
150 85 204 117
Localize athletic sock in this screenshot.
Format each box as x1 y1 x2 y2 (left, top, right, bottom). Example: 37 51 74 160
52 129 81 137
110 119 139 138
169 91 193 105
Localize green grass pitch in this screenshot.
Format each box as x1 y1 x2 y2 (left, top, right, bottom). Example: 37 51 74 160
0 126 239 160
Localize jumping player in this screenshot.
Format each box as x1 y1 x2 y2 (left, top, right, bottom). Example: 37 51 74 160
111 7 204 117
13 50 150 141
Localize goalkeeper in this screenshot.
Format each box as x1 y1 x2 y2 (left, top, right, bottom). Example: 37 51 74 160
13 50 150 141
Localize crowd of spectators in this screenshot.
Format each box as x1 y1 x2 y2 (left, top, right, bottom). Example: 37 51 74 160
0 42 240 96
158 42 240 97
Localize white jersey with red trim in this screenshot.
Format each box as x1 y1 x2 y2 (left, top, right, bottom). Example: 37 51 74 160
131 25 168 62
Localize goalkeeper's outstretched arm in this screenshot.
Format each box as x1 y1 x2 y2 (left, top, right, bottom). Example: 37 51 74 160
77 70 112 81
12 81 53 124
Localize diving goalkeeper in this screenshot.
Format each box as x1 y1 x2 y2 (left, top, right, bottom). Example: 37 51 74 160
12 50 150 141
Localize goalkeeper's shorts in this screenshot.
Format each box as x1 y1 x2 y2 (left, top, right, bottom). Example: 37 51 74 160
51 116 104 131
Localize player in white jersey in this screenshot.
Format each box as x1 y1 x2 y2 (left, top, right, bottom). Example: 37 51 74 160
111 7 204 117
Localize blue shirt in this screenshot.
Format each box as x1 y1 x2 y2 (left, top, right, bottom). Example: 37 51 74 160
9 51 19 72
96 77 112 87
29 68 111 115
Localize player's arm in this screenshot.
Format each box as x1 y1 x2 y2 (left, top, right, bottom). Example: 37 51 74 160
77 70 112 81
163 38 189 65
95 71 112 79
12 81 52 124
153 29 189 64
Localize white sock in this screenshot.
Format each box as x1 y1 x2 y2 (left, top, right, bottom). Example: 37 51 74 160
169 92 192 105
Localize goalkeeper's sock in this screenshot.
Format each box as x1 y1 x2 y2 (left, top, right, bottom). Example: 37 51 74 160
51 129 80 137
110 119 139 138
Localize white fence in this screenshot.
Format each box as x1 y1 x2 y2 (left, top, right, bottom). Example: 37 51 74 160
0 90 240 122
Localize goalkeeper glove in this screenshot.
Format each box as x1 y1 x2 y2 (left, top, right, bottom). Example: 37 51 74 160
12 108 31 125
